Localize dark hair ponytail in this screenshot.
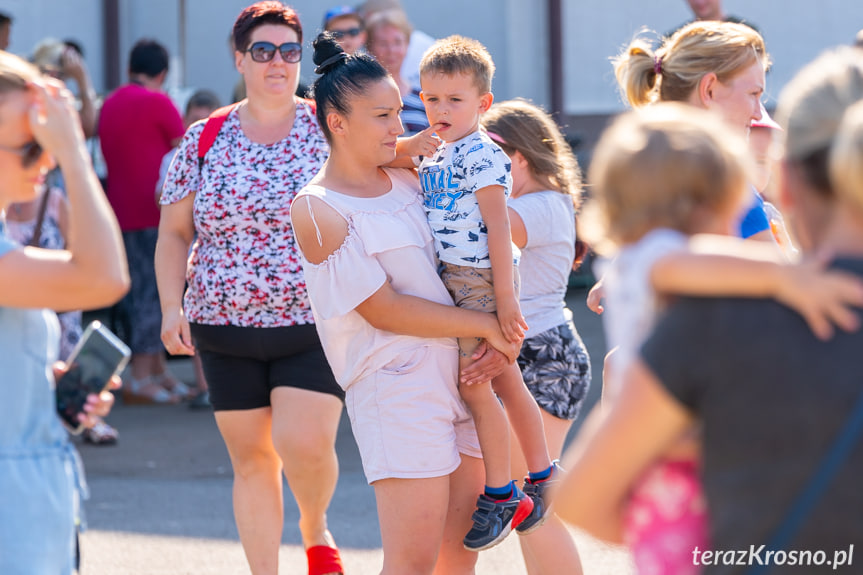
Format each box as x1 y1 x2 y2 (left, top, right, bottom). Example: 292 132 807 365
311 32 389 140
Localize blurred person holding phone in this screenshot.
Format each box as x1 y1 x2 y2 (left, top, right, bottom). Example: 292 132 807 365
0 51 129 573
6 38 119 445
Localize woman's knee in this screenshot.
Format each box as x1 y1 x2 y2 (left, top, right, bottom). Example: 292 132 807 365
272 425 337 467
229 446 283 479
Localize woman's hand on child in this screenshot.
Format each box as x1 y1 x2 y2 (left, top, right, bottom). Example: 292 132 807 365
587 279 605 314
776 253 863 340
460 341 509 385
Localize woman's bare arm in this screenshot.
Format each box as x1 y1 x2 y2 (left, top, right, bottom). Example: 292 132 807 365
155 195 197 355
292 194 520 361
556 359 694 542
0 81 128 311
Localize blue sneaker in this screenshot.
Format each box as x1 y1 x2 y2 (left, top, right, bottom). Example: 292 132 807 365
463 485 534 551
516 461 563 534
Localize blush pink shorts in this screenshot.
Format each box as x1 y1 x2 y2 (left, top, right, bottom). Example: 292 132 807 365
345 343 482 484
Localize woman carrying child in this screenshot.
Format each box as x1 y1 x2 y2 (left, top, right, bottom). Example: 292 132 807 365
586 20 781 316
556 47 863 573
291 34 520 575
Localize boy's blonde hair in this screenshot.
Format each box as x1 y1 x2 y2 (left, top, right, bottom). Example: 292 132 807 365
830 101 863 214
481 98 582 209
587 103 749 251
613 21 769 108
420 35 494 93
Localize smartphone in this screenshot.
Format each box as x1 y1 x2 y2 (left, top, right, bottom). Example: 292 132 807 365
55 321 130 434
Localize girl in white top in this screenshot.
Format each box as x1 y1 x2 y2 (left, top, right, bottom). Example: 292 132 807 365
481 99 591 575
292 35 519 575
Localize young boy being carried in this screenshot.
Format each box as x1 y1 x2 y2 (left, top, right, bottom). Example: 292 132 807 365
417 35 556 551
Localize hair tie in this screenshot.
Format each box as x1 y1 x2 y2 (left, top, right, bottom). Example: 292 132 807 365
315 52 348 74
485 131 508 146
653 55 663 76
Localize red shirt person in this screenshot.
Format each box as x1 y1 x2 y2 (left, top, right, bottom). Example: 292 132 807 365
99 39 186 403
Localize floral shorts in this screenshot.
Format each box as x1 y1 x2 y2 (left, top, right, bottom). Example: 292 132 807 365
517 322 590 420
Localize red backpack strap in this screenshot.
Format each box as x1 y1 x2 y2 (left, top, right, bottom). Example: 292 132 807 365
197 102 240 168
299 97 317 116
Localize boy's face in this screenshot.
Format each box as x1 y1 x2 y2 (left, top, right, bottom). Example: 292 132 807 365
420 72 493 143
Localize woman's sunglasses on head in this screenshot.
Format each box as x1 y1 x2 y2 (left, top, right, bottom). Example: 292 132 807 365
0 141 44 168
246 41 302 64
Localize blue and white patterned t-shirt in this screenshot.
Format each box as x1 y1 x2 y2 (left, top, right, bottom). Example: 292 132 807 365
419 130 515 268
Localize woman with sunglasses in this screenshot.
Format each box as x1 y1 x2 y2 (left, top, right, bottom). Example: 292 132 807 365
156 3 345 575
0 52 128 573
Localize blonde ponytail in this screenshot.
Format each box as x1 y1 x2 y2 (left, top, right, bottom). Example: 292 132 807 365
612 39 660 107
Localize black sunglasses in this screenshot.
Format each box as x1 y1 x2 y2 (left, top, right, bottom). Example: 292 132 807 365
0 140 44 168
246 41 302 64
331 27 362 40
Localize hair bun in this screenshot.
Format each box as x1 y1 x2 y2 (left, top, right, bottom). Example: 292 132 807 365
313 32 348 74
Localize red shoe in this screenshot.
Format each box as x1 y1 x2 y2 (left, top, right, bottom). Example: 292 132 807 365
306 545 344 575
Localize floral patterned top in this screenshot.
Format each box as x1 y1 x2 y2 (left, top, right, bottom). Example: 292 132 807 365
161 99 328 327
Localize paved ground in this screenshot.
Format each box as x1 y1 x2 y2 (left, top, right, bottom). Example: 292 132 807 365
75 287 635 574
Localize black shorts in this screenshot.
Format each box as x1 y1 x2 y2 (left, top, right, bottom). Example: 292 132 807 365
190 323 344 411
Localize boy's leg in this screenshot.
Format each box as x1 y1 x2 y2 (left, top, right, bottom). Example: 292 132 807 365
458 351 511 488
510 413 584 575
444 263 533 550
374 476 450 575
493 363 552 474
458 348 534 551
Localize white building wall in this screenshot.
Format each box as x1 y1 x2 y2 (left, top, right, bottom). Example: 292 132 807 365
0 0 105 95
1 0 861 116
562 0 863 114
